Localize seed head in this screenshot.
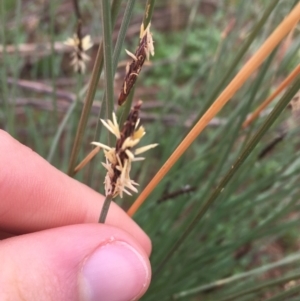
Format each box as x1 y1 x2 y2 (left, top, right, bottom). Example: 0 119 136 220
64 34 93 73
118 23 155 106
92 101 158 198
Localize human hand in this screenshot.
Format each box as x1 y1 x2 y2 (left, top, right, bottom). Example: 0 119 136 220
0 130 151 301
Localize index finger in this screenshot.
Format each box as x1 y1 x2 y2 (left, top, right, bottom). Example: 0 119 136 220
0 130 151 254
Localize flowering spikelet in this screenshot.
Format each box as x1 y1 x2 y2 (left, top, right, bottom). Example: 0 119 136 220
118 23 154 106
92 101 158 198
140 22 155 60
64 34 93 73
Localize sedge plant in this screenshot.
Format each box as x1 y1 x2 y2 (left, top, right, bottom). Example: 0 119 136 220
2 1 300 300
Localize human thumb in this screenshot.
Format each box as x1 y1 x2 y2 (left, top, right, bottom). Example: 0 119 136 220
0 224 151 301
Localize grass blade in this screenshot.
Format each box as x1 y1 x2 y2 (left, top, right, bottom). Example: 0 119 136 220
99 0 114 124
155 75 300 274
217 271 300 301
196 0 280 118
93 0 136 142
142 0 156 29
173 253 300 299
243 63 300 128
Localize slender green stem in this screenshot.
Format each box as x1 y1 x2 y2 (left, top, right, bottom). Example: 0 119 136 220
99 195 113 223
48 75 84 163
98 1 115 152
113 0 136 73
193 0 280 122
67 42 104 176
117 87 135 126
47 102 77 163
67 0 122 176
99 0 114 123
217 271 300 301
97 0 153 221
94 0 136 142
113 0 136 125
142 0 156 29
173 252 300 299
154 75 300 275
94 1 137 219
72 0 82 20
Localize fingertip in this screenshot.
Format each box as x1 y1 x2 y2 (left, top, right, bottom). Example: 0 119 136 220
80 240 151 301
105 207 152 256
0 224 152 301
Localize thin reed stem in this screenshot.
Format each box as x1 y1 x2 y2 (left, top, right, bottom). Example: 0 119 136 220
47 101 77 163
243 63 300 128
142 0 156 29
195 0 280 119
113 0 136 74
117 87 135 126
74 146 100 174
99 195 113 223
173 252 300 299
217 271 300 301
99 0 114 123
94 0 136 142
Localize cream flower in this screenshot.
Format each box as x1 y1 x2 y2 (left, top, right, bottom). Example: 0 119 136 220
140 22 154 60
64 34 93 73
92 106 158 198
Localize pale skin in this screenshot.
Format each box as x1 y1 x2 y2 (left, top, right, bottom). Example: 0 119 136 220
0 130 152 301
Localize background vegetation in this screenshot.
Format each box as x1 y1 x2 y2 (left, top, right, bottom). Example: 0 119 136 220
1 0 300 300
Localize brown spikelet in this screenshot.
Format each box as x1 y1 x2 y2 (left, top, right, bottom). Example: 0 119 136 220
110 101 143 194
116 101 142 151
118 36 148 105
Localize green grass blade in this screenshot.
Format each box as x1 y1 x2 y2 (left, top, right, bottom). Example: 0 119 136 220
113 1 136 74
217 271 300 301
99 0 114 123
142 0 156 29
98 195 113 223
173 253 300 299
195 0 280 120
117 87 135 126
154 75 300 275
94 0 136 142
47 102 77 163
